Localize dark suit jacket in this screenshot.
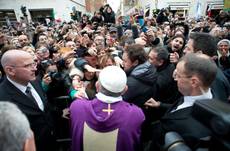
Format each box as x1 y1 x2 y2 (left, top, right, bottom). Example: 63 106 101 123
151 97 211 150
155 61 181 104
0 78 56 151
211 68 230 102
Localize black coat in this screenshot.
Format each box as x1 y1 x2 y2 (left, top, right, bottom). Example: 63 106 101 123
155 61 181 104
123 61 157 108
156 12 168 25
151 97 211 150
0 78 56 151
91 16 103 25
148 62 181 123
218 55 230 70
103 12 115 24
211 68 230 102
122 62 158 142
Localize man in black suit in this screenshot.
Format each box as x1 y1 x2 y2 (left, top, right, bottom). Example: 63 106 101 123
183 32 230 102
148 46 180 104
0 50 56 151
145 53 218 150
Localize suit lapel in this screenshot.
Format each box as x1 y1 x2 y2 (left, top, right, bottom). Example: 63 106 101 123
30 80 47 105
166 97 184 114
163 107 192 120
4 79 41 111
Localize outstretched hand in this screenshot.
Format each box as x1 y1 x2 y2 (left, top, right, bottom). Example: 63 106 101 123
144 98 160 109
42 73 52 85
84 64 101 73
62 108 70 119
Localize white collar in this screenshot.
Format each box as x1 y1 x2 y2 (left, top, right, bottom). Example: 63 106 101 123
7 76 28 94
178 88 213 110
96 92 123 104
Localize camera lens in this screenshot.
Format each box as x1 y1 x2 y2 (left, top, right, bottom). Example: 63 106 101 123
164 132 191 151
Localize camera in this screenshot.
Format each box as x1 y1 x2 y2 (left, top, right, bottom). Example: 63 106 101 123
41 59 54 70
48 71 62 81
163 99 230 151
164 132 192 151
40 59 61 81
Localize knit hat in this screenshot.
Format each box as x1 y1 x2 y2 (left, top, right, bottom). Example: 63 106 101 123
217 39 230 46
99 66 127 93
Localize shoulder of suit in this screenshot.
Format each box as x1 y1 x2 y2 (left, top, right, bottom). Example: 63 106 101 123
0 81 8 94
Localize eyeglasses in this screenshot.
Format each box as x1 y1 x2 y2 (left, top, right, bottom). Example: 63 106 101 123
173 69 192 79
10 62 37 69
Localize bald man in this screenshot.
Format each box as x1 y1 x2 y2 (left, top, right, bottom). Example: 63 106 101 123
0 50 56 151
18 35 31 48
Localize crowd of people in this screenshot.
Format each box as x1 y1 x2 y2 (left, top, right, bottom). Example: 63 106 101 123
0 4 230 151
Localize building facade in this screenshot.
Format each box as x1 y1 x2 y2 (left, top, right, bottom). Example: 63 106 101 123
156 0 224 18
122 0 224 18
0 0 86 25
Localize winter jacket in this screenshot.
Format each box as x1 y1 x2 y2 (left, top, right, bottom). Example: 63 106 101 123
123 61 157 107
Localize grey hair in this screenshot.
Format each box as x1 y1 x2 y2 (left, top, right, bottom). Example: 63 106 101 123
181 53 217 88
1 49 30 68
99 82 123 97
0 102 31 151
1 51 11 67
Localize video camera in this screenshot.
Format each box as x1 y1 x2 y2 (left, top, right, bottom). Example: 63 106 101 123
163 99 230 151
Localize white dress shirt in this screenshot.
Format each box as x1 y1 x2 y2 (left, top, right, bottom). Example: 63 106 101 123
174 88 213 112
96 92 123 104
7 77 44 111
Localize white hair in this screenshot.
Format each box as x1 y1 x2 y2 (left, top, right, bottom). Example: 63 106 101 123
217 39 230 46
0 102 31 151
1 49 31 67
